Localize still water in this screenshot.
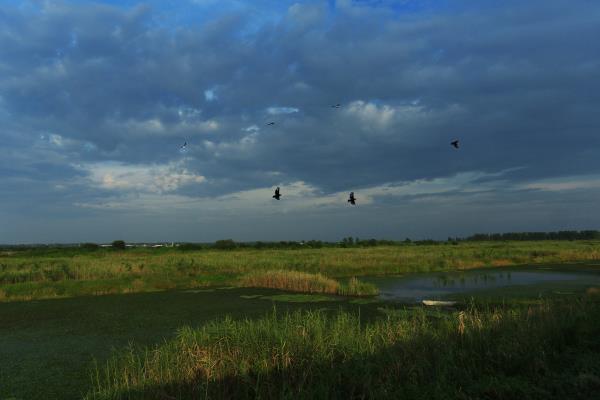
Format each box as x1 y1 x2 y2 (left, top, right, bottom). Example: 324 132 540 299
364 268 600 302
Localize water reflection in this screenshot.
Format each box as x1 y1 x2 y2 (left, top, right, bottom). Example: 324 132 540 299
432 271 511 288
364 269 600 302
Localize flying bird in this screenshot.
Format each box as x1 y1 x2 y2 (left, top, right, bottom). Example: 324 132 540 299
348 192 356 205
273 186 281 200
331 103 341 108
450 140 459 149
179 141 188 153
266 122 275 126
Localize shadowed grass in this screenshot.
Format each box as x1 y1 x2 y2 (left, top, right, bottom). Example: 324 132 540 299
0 287 382 400
86 294 600 400
261 294 337 302
240 270 378 296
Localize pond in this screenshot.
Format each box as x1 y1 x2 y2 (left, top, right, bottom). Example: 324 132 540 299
364 266 600 302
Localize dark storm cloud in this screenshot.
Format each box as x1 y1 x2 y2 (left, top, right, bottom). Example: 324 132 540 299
1 0 599 242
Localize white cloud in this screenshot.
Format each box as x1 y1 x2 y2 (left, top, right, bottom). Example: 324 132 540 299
178 107 201 119
204 131 259 156
37 133 67 147
345 101 397 128
267 106 300 115
77 161 205 194
121 118 165 135
521 175 600 192
69 31 78 47
196 120 219 131
204 89 217 102
239 132 258 146
83 142 96 152
342 100 466 138
243 124 260 132
48 134 64 146
110 115 219 136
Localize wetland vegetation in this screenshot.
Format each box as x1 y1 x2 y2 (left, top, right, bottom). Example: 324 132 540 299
1 240 600 399
2 240 600 302
88 296 600 400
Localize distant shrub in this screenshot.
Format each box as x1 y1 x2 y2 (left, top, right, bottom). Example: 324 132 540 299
80 243 99 250
111 240 126 250
305 240 323 248
214 239 236 250
466 230 600 241
340 237 355 247
178 243 204 251
414 240 439 246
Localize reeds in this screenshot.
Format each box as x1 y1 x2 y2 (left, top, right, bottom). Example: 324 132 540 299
240 270 379 296
86 297 600 399
339 276 380 296
240 270 340 294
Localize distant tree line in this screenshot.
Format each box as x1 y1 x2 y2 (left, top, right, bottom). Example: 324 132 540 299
464 230 600 242
193 230 600 250
2 230 599 252
180 237 428 250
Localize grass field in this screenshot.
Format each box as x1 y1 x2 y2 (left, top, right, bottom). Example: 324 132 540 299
1 242 600 399
2 241 600 302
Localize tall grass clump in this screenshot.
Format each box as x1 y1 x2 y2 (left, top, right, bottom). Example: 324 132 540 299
87 297 600 400
240 270 378 296
339 276 379 296
240 270 340 294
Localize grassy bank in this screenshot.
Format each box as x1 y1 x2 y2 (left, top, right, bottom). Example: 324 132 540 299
87 295 600 400
1 241 600 302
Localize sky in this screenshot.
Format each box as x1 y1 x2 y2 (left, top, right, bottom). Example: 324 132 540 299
1 0 600 244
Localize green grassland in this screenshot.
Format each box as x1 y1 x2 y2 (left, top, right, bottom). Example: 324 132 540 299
2 241 600 302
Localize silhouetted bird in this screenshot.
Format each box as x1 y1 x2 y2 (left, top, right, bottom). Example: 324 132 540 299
266 122 275 126
273 187 281 200
451 140 459 149
348 192 356 205
331 104 341 108
180 141 187 150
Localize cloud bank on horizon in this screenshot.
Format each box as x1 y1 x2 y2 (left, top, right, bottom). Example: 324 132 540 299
1 0 599 243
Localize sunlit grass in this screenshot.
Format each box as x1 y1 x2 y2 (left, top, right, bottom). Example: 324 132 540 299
240 270 341 294
1 241 600 302
240 270 378 297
